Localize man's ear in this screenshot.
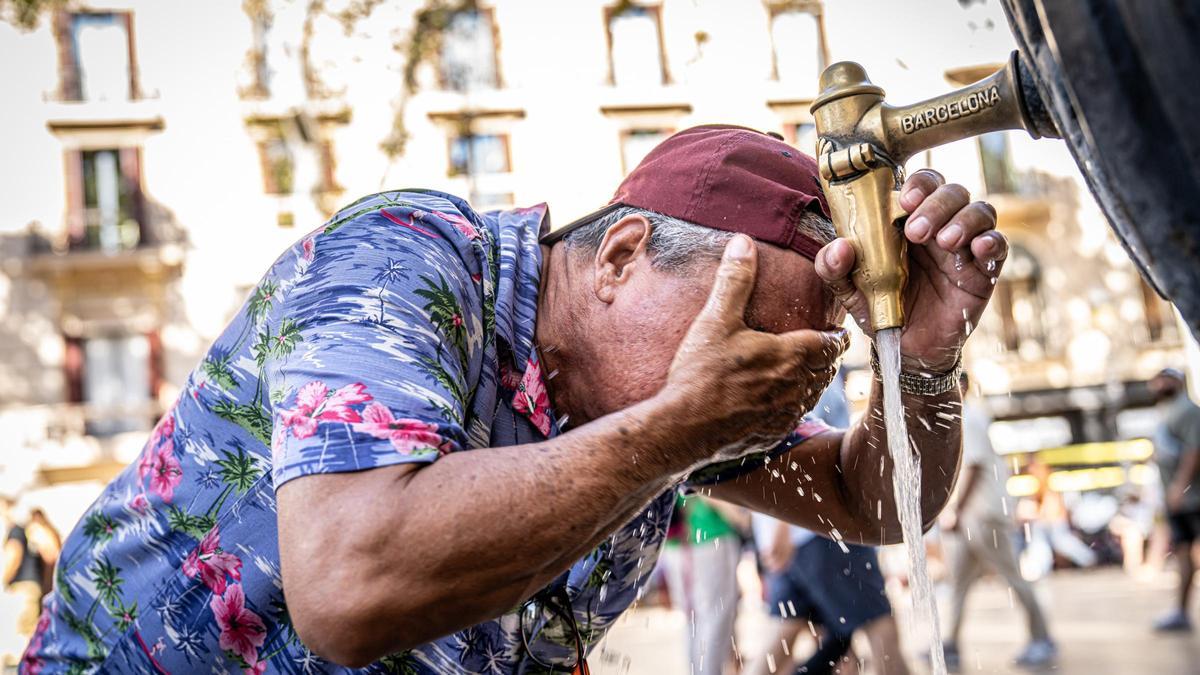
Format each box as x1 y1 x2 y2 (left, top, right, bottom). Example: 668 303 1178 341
594 215 652 303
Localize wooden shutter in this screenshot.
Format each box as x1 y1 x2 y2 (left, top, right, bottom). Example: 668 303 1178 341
53 11 81 101
64 336 85 404
147 329 163 400
119 147 147 245
121 12 140 100
63 149 85 248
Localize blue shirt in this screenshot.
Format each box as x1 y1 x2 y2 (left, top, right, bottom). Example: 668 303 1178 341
24 190 823 674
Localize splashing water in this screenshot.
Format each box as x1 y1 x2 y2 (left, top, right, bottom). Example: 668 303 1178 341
877 327 945 674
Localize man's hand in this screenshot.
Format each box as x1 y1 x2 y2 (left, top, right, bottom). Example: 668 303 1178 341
815 170 1006 370
660 234 848 468
762 521 795 572
1167 482 1187 512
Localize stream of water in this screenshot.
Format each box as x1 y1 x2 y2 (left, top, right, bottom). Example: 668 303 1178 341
876 327 946 675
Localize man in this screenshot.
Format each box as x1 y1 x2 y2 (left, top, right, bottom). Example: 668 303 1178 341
747 373 908 675
941 372 1054 670
24 125 1006 673
1149 367 1200 631
660 494 746 675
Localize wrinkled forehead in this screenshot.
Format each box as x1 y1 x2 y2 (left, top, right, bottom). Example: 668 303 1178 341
741 241 839 334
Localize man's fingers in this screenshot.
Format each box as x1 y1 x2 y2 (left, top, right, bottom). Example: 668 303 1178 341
903 183 970 244
971 230 1009 276
814 238 856 298
779 328 849 370
899 169 946 212
701 235 758 328
934 201 997 251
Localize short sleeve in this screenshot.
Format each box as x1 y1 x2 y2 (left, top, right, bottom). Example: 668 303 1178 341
1181 406 1200 454
686 419 833 487
265 204 483 488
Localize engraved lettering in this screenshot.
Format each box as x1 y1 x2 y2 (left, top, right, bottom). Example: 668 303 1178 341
899 85 1002 135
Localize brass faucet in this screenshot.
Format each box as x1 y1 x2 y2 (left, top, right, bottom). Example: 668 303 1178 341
810 51 1058 331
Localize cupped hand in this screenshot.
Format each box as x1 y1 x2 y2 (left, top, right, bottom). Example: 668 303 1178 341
814 170 1007 371
661 234 849 467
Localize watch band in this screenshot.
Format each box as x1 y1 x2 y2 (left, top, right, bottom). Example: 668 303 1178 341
870 347 963 396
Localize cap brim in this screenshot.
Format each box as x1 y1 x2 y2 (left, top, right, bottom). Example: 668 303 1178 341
539 202 624 245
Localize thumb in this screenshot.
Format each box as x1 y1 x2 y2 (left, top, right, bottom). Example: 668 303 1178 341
701 235 757 328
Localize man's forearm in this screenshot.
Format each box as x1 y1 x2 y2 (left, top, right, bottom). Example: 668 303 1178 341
841 382 963 542
280 394 688 664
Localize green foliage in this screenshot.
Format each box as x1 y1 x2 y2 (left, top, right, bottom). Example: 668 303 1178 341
212 400 273 445
89 557 123 608
202 357 238 391
217 446 262 493
81 511 118 544
0 0 66 30
110 598 139 631
380 0 479 158
417 354 465 411
56 564 76 604
166 505 215 539
247 279 279 325
414 274 466 360
253 317 304 368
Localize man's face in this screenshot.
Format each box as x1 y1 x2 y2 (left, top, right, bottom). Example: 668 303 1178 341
560 218 841 423
1149 375 1182 403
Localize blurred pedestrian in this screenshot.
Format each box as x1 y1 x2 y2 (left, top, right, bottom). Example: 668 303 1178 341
3 498 60 640
941 373 1055 671
746 372 909 675
747 514 908 675
1147 367 1200 631
1024 460 1097 577
661 494 747 675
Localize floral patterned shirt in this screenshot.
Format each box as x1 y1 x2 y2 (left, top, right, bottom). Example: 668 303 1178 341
23 190 826 674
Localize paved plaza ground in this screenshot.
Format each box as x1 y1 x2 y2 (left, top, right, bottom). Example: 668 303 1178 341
592 567 1200 674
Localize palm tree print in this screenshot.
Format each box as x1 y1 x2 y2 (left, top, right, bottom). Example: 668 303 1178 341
414 273 468 361
81 511 118 544
25 192 675 674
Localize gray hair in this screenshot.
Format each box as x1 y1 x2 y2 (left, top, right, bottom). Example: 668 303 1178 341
562 205 835 273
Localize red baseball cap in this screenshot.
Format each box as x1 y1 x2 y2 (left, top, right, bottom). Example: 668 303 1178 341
543 124 830 260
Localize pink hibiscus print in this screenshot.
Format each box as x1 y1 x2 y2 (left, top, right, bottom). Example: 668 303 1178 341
184 526 243 594
129 493 150 514
513 357 552 436
150 411 176 447
278 381 373 439
245 661 267 674
301 236 316 261
20 610 50 674
149 439 183 503
353 403 444 454
434 210 480 240
211 584 266 668
140 412 176 480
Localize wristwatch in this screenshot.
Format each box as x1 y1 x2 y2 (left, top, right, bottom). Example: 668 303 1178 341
870 347 963 396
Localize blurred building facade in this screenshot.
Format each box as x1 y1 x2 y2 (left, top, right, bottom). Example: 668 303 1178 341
0 0 1193 534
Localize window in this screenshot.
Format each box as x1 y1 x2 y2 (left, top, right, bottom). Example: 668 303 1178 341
57 12 137 101
65 148 145 252
440 9 500 91
258 136 295 195
606 4 667 86
769 4 826 84
620 128 670 175
993 245 1046 355
786 121 818 157
66 333 156 436
470 192 515 210
978 132 1016 194
449 133 511 177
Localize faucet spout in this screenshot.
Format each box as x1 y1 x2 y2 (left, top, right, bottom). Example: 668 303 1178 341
810 50 1057 332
